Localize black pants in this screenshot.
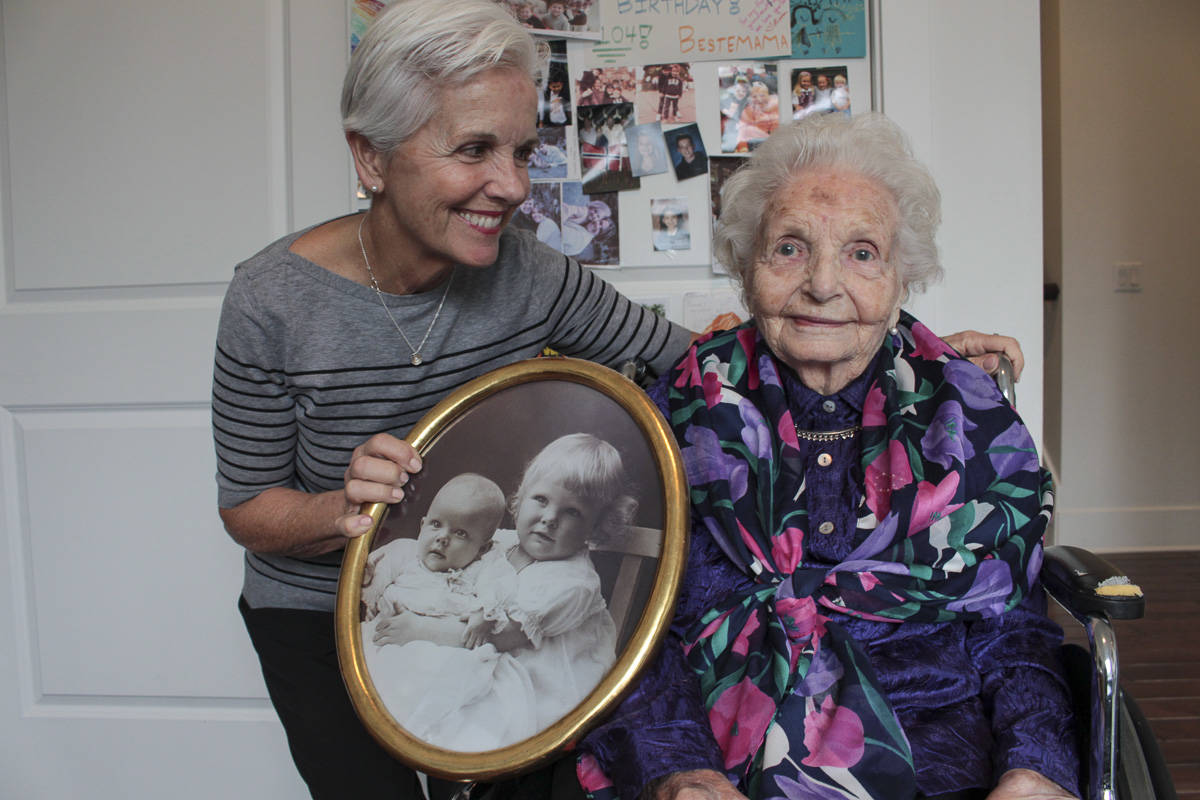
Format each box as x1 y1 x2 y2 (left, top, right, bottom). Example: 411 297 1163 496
239 598 586 800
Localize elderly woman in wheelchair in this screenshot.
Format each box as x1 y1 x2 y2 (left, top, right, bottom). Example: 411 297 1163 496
578 113 1080 800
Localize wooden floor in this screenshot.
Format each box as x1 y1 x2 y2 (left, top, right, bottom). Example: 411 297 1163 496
1047 550 1200 798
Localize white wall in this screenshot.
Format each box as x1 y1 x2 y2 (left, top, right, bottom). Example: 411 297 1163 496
1045 0 1200 551
876 0 1046 450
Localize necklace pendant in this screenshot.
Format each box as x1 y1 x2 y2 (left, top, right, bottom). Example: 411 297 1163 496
410 353 423 366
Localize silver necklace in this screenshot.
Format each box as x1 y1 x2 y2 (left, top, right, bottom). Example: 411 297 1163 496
357 215 453 366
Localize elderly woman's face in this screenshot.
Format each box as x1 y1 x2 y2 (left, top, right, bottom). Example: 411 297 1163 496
378 68 538 274
748 167 903 394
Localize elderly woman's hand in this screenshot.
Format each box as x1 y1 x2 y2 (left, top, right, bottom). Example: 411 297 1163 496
985 769 1078 799
652 770 748 800
943 330 1025 380
339 432 422 537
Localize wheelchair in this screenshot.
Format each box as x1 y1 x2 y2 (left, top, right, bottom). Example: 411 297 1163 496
619 357 1178 800
991 358 1176 800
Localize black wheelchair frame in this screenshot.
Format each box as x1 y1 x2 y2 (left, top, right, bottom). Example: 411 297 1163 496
982 357 1174 800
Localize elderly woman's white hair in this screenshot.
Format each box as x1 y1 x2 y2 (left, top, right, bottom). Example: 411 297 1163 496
714 112 944 301
341 0 546 155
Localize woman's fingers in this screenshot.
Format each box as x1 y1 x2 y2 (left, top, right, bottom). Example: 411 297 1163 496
334 434 423 539
343 433 422 504
943 330 1026 380
334 508 375 539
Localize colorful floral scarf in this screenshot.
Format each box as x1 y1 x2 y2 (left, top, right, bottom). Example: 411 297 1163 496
582 313 1053 800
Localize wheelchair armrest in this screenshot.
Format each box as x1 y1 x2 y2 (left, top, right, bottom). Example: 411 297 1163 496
1042 545 1145 620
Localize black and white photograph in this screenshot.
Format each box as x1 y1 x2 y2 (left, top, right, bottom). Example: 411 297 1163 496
338 360 687 778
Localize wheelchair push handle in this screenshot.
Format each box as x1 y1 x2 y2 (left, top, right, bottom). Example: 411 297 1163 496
994 353 1017 408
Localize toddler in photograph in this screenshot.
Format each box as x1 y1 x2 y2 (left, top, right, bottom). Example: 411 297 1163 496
464 433 632 730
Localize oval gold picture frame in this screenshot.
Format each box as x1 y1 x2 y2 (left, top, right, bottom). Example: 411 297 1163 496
336 357 688 783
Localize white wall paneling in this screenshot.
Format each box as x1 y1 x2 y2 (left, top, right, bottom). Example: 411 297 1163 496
1 1 305 796
3 1 290 292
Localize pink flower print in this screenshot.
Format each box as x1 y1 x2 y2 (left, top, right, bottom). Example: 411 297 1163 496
690 607 737 653
862 384 886 427
777 410 800 451
709 677 777 770
863 440 913 517
576 753 614 793
738 519 773 575
911 321 958 362
908 472 964 537
775 595 825 642
736 327 760 390
771 526 804 574
731 613 762 657
675 347 702 389
801 695 866 768
857 572 881 592
702 368 724 408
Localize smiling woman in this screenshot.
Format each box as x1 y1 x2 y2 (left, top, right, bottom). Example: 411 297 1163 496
347 68 541 293
209 1 692 798
577 114 1080 800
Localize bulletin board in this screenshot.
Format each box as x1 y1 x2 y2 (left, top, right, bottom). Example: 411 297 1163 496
350 0 872 332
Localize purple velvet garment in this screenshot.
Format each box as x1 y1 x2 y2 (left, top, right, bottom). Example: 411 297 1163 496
580 358 1079 799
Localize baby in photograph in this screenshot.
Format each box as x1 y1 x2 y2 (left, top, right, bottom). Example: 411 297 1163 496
367 433 632 748
464 432 630 730
362 473 536 751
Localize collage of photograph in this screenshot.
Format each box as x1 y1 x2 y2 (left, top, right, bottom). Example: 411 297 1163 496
516 53 853 268
351 1 859 272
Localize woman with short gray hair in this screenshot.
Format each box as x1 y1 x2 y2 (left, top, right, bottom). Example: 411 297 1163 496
579 114 1079 800
212 1 690 797
716 113 943 298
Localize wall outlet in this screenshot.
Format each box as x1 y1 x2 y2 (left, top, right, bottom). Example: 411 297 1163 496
1114 261 1143 293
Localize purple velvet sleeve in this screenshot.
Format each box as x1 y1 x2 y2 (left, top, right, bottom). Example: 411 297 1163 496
584 374 1080 797
578 376 731 798
968 585 1081 795
578 515 743 798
